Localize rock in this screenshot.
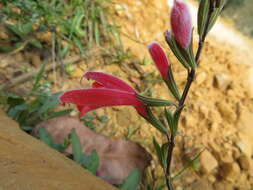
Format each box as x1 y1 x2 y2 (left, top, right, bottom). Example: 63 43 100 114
208 122 219 132
236 138 252 158
216 101 237 123
219 151 234 163
220 162 241 182
0 110 117 190
200 150 218 174
213 181 234 190
207 175 216 183
196 72 207 85
237 154 251 171
198 104 209 118
190 180 213 190
213 74 232 90
241 66 253 98
182 115 197 128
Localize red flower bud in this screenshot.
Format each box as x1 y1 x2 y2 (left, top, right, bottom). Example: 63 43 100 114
148 42 170 81
171 0 192 49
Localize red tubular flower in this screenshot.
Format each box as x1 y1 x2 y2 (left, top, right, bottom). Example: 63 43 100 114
59 72 147 118
171 0 192 49
148 42 170 81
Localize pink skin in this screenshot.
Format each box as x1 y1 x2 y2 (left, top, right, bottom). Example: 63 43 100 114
171 0 192 49
148 42 170 81
60 72 148 117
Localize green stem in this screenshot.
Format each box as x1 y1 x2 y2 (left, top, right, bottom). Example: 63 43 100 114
164 7 214 189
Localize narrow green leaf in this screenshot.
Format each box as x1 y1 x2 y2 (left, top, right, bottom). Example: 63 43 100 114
39 128 66 153
94 21 100 45
21 22 33 35
161 142 169 169
174 37 196 69
75 14 86 37
153 137 163 166
165 67 181 101
188 31 196 67
166 34 190 69
29 39 43 49
173 106 184 134
70 129 83 164
197 0 210 37
39 127 54 147
73 36 84 53
82 150 100 174
207 8 221 33
145 108 168 134
5 24 24 39
38 92 61 114
46 109 72 120
121 168 141 190
30 61 46 93
164 108 175 135
172 149 205 181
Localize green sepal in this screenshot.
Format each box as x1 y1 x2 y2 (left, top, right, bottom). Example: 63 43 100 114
165 67 181 101
145 107 167 134
166 34 196 69
187 32 196 68
197 0 210 38
136 94 175 107
165 33 190 69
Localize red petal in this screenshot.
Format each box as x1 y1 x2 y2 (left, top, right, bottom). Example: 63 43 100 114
84 72 137 93
59 88 147 117
92 81 104 88
148 42 170 80
171 0 192 49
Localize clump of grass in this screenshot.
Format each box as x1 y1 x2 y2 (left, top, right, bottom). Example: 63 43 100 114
0 0 122 56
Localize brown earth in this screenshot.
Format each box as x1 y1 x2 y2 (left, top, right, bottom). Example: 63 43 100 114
0 110 117 190
1 0 253 189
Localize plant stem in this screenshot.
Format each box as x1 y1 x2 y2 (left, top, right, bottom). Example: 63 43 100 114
165 17 209 190
165 134 175 190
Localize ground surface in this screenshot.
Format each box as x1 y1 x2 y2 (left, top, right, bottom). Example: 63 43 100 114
1 0 253 189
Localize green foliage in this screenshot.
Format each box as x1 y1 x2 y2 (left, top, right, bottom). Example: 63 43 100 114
0 0 117 54
4 91 71 130
39 127 68 152
153 137 168 170
1 62 72 131
70 129 100 174
172 150 204 181
38 127 100 175
120 168 142 190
